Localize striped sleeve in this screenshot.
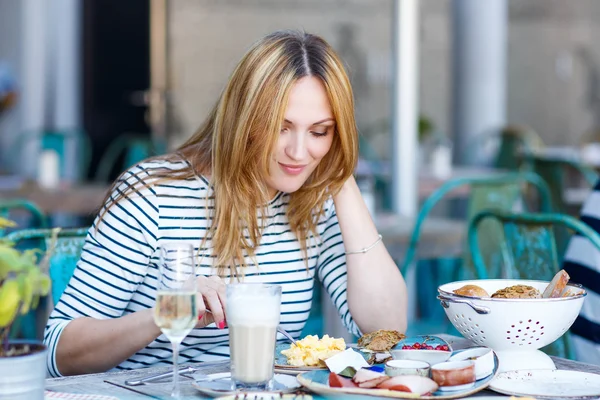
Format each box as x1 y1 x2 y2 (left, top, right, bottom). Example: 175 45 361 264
316 199 362 337
43 165 160 377
562 178 600 355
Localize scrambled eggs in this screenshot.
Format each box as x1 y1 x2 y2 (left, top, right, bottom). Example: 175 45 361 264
281 334 346 367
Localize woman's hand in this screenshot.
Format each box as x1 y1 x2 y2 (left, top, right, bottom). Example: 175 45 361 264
195 275 228 329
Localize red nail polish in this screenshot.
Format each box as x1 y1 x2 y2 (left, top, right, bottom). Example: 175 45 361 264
198 313 204 321
218 320 225 329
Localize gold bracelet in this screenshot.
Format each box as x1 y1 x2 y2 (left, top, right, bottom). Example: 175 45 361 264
345 234 383 255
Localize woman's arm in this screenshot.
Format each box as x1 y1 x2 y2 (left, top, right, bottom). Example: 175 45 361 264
55 310 161 376
45 165 160 377
333 175 408 334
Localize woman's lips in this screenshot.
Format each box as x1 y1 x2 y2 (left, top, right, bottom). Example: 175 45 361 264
279 162 306 175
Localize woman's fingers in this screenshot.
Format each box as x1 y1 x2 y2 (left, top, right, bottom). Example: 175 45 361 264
210 275 227 326
196 275 227 329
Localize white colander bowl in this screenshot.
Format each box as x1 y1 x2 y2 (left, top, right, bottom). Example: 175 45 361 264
437 279 586 373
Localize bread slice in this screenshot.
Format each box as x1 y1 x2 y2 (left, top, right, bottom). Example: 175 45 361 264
542 269 570 299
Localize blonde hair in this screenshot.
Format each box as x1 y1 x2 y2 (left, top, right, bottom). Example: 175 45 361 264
101 30 358 278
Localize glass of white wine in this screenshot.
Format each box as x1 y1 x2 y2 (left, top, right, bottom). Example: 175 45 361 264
154 243 198 398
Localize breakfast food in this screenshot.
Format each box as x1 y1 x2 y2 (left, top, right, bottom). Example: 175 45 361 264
358 329 406 352
281 334 345 367
400 341 450 351
453 284 490 298
542 269 570 298
491 285 541 299
328 371 439 395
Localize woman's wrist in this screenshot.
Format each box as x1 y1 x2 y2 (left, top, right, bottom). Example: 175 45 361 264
141 308 162 339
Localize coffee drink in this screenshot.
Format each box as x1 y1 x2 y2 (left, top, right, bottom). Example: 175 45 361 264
226 284 282 390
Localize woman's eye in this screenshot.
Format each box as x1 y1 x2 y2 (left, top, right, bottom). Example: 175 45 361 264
280 127 289 133
311 131 328 137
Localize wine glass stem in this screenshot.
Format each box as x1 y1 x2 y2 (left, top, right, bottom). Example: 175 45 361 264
171 340 181 398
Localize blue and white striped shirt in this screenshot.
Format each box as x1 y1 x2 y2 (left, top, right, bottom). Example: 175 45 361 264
563 179 600 365
43 160 360 377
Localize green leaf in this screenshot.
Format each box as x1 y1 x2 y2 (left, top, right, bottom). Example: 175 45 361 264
0 217 16 229
338 366 357 378
36 274 51 296
0 247 24 280
17 272 34 315
0 279 20 328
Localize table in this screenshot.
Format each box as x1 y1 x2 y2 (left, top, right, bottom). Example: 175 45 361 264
0 182 109 215
376 213 464 261
0 166 503 216
45 334 600 399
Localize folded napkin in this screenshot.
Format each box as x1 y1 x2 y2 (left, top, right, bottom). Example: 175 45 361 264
45 391 119 400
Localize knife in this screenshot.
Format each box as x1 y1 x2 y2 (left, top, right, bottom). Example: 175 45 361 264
124 368 230 386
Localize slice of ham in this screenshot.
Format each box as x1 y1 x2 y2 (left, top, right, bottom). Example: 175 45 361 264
542 270 570 298
329 372 358 388
352 368 390 388
377 375 439 395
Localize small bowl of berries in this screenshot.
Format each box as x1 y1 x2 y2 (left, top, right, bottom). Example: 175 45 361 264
390 335 452 366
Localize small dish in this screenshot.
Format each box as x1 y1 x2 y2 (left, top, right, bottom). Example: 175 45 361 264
449 347 495 380
431 360 476 388
192 374 301 397
390 335 452 365
385 359 430 377
215 394 313 400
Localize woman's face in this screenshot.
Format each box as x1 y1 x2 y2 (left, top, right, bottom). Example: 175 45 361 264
266 76 335 197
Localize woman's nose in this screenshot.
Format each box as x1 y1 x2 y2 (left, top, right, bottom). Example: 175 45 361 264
285 132 308 160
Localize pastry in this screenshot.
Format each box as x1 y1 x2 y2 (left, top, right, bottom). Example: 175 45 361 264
358 329 406 352
491 285 541 299
452 285 490 298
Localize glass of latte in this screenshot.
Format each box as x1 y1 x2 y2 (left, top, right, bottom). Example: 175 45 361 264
226 283 282 391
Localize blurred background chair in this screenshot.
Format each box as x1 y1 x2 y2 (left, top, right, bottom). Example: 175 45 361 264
468 209 600 359
465 124 544 171
0 199 48 237
95 133 156 182
7 227 88 339
519 152 599 254
403 172 552 336
13 129 92 183
520 152 598 212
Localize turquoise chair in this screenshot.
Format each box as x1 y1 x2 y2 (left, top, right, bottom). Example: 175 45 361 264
403 172 552 336
519 152 599 255
7 227 88 305
95 133 156 182
466 125 544 170
0 200 48 237
6 227 88 339
520 152 598 212
468 209 600 359
15 129 92 182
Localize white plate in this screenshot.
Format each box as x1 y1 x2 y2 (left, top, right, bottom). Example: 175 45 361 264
489 369 600 399
192 374 300 398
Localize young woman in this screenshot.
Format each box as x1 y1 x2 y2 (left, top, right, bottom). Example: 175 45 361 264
44 30 407 377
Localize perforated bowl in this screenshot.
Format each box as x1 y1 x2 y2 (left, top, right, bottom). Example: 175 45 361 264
437 279 585 351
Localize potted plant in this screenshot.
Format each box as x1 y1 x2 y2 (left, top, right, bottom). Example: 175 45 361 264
0 217 52 400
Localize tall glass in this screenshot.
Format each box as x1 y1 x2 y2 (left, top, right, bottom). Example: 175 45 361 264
226 283 282 391
154 243 198 398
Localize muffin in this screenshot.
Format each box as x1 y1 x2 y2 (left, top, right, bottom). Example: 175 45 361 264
453 285 490 298
491 285 541 299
